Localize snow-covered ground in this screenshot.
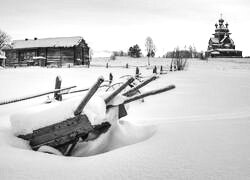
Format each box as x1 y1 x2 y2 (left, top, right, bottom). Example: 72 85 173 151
1 58 250 179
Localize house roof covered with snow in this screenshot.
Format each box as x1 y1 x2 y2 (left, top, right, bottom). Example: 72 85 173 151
9 36 85 49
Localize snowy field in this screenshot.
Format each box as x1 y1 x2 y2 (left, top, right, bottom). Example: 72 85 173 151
1 58 250 179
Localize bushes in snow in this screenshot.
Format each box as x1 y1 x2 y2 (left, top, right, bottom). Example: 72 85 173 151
170 47 188 71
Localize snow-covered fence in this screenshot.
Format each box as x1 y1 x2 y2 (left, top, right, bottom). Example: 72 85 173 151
135 67 140 78
16 75 175 156
123 75 157 97
123 85 175 104
74 77 104 116
18 76 135 156
153 66 157 74
160 65 168 74
90 63 147 69
0 85 76 106
54 76 62 101
104 77 134 104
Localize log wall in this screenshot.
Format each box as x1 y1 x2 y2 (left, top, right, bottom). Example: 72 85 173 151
4 40 90 66
47 48 61 65
61 48 74 64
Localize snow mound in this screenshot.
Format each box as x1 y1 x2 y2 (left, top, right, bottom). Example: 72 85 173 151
72 103 156 156
10 95 107 135
72 120 157 157
9 93 156 157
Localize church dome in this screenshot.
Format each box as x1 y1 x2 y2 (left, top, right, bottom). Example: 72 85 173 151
219 18 224 24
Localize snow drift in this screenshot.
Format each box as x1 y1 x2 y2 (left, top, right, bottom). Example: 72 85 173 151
10 95 106 135
1 59 250 179
9 93 156 157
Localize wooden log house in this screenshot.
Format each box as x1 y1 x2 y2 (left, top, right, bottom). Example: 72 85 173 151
3 36 90 67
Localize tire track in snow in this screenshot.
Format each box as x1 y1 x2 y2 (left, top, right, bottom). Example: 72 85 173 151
130 107 250 124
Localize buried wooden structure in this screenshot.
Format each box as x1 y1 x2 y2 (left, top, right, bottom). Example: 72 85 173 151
17 75 175 156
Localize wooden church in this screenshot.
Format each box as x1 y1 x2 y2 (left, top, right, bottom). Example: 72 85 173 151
206 17 242 58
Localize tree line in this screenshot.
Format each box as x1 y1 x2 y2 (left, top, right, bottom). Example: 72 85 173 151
111 36 156 65
111 37 203 60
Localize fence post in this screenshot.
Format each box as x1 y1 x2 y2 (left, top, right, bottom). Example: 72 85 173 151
54 76 62 101
153 66 157 74
135 67 140 78
109 73 113 85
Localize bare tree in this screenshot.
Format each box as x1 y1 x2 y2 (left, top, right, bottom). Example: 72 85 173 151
145 36 156 66
0 29 11 50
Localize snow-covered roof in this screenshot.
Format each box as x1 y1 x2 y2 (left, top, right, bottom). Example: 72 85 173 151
10 36 84 49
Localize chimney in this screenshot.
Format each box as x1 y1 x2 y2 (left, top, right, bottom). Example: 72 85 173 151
34 37 38 40
25 38 28 41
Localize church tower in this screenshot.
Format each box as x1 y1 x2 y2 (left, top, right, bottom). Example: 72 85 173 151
206 15 242 58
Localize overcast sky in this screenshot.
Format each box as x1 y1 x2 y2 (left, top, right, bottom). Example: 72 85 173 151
1 0 250 56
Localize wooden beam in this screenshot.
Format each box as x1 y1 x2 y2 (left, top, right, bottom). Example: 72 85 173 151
60 47 62 67
45 48 48 66
73 46 76 65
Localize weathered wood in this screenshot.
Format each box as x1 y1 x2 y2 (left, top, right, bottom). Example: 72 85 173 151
118 104 128 118
45 48 48 65
109 73 113 84
106 85 175 119
19 78 175 156
104 77 134 104
27 77 104 154
3 37 90 67
135 67 140 77
123 75 157 97
59 47 62 67
123 85 176 105
18 133 32 141
74 76 104 116
153 66 157 74
30 114 94 150
58 85 108 96
47 48 61 64
60 48 74 64
54 76 62 101
0 85 76 106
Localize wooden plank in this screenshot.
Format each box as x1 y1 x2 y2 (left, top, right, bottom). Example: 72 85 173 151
47 48 61 64
60 48 74 64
